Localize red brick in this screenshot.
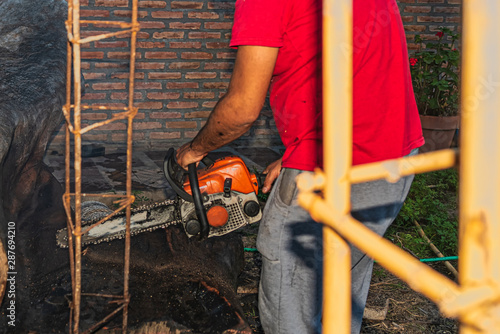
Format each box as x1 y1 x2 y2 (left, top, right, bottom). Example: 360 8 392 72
185 72 217 79
188 32 220 39
169 22 201 30
148 72 182 79
95 0 128 7
111 72 145 79
150 132 181 139
151 11 183 18
183 131 198 139
82 62 91 70
82 113 108 120
188 12 219 19
151 111 182 118
181 52 213 59
107 52 142 59
166 102 198 109
145 51 177 59
80 0 90 5
147 92 181 99
83 72 106 80
90 103 127 109
137 41 166 48
95 41 128 48
401 16 414 23
92 82 126 90
167 82 199 89
205 22 232 30
153 31 184 39
404 25 427 32
417 16 444 23
113 10 148 18
110 92 143 100
138 1 167 8
404 6 431 13
82 134 108 141
184 92 215 99
170 42 202 49
137 102 164 109
136 62 165 70
80 9 110 17
202 101 217 108
82 51 104 59
95 62 129 69
169 62 200 69
185 111 210 118
111 132 145 141
135 82 162 90
204 62 233 70
133 122 163 130
446 17 461 23
206 42 229 49
166 121 197 129
82 93 107 100
216 52 236 59
203 82 229 89
140 21 166 29
171 1 203 9
434 7 460 14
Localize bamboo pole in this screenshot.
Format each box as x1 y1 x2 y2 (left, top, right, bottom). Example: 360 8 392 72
322 0 352 332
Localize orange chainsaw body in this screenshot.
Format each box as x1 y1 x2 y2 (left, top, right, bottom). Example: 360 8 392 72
183 156 259 196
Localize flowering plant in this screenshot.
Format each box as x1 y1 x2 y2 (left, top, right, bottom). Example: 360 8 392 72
410 27 460 117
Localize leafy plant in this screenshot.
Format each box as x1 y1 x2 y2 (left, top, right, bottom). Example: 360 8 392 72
387 169 459 258
410 27 460 116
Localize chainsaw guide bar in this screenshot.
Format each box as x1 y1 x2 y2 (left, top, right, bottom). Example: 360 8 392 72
56 199 181 248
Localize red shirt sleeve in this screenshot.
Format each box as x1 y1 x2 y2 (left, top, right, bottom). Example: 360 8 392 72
230 0 286 48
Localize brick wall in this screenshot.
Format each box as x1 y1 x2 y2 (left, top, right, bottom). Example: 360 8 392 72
48 0 462 152
398 0 462 50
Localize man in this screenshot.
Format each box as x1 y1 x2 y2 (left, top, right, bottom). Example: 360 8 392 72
176 0 424 333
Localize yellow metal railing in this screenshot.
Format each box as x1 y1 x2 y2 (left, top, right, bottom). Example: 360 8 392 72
63 1 140 332
297 0 500 333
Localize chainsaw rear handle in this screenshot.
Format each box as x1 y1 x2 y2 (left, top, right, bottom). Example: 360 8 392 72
188 163 209 239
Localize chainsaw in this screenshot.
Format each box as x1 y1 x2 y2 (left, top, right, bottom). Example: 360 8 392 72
56 148 263 248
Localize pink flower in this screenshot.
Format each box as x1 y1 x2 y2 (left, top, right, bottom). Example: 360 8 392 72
410 58 418 66
436 32 444 38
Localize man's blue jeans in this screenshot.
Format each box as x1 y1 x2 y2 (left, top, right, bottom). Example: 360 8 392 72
257 149 418 334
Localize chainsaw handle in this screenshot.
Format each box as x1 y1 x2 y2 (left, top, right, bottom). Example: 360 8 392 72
188 163 210 239
164 148 193 202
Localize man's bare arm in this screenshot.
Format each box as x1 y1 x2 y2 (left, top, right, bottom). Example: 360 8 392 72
176 45 279 168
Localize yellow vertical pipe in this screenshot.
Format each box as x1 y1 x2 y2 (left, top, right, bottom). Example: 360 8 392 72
322 0 352 332
460 1 500 333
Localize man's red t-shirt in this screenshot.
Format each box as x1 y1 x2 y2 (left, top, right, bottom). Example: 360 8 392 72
230 0 424 170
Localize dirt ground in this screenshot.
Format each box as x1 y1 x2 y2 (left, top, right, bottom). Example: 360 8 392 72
236 223 459 334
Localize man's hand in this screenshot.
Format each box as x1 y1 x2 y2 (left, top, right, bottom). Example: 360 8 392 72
176 142 207 170
262 157 282 193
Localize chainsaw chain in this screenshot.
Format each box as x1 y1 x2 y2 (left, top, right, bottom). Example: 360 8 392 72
56 198 181 248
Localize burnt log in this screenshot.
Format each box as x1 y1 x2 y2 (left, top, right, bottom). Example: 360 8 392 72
0 1 251 333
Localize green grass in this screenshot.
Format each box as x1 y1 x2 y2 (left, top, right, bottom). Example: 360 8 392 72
386 168 459 259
